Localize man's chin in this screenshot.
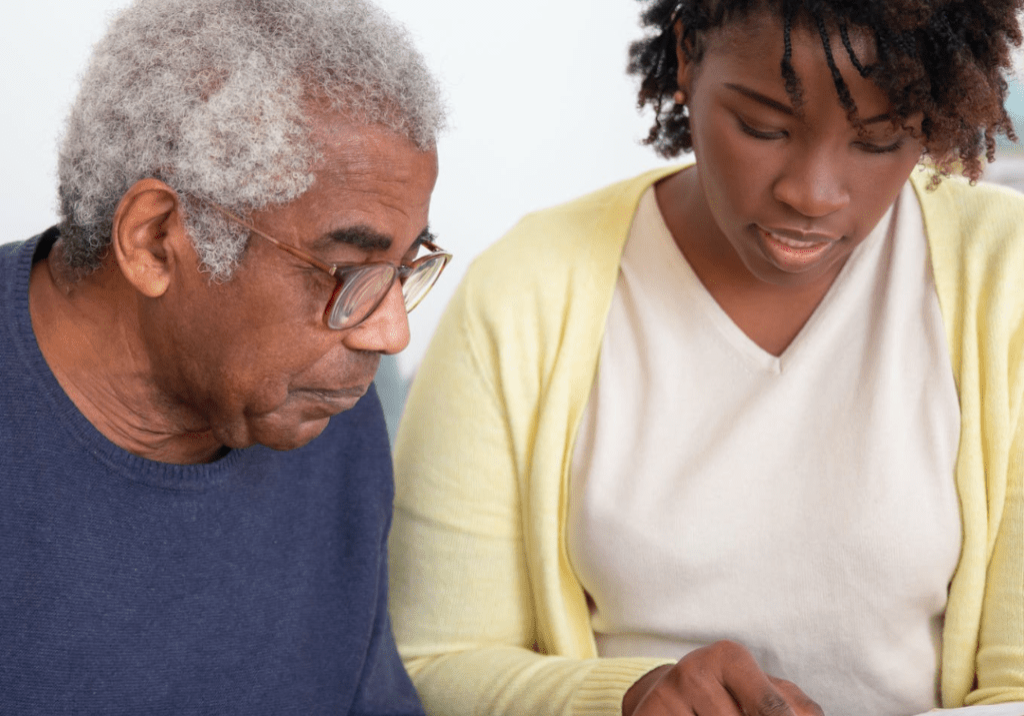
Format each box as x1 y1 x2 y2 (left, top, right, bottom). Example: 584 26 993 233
219 388 369 452
258 415 333 452
215 412 333 453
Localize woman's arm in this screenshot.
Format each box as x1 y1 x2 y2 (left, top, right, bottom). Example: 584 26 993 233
389 270 668 716
917 176 1024 706
966 313 1024 705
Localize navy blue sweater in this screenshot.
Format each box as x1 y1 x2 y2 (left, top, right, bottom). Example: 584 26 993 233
0 231 425 715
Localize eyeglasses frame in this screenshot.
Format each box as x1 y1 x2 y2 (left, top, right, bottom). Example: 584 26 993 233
200 199 451 330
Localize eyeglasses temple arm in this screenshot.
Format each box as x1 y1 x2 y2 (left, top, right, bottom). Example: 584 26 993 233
203 200 338 275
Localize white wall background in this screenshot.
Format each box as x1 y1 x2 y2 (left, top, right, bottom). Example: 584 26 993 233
0 0 670 376
6 1 1024 380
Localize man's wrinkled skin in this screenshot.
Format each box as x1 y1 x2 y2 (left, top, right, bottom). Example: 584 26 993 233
29 113 438 464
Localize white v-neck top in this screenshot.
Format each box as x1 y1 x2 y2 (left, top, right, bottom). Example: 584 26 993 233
568 182 962 716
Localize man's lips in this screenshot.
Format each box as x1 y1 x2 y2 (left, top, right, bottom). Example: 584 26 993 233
291 355 381 414
292 384 372 415
299 385 369 402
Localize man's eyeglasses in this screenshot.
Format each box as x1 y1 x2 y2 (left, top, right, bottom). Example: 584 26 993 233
202 200 451 330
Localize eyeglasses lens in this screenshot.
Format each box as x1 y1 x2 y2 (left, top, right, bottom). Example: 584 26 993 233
326 254 449 329
327 265 397 329
401 256 447 312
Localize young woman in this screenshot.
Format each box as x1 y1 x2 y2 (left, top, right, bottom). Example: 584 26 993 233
388 2 1024 715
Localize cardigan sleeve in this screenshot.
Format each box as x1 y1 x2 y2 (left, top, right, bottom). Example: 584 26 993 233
388 254 670 716
918 175 1024 707
968 385 1024 706
960 202 1024 706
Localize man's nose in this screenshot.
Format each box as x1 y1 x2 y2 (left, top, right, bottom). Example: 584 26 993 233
343 282 411 355
772 147 850 218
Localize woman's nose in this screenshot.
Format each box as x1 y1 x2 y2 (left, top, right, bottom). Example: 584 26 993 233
772 148 850 218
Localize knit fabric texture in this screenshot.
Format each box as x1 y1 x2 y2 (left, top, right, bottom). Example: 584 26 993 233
0 230 424 716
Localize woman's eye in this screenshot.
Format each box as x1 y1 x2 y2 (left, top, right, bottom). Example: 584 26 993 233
737 117 786 141
856 138 905 154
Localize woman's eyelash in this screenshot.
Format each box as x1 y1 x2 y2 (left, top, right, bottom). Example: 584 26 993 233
737 118 786 140
738 114 905 154
858 139 905 154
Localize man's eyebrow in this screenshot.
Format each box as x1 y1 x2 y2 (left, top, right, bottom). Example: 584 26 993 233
414 225 435 247
313 225 393 252
725 82 894 125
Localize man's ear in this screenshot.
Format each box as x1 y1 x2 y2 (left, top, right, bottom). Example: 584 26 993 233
110 179 188 298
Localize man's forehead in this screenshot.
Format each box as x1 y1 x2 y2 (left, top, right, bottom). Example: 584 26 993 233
269 111 438 257
307 109 419 157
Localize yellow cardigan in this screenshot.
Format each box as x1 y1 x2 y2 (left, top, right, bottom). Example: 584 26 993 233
390 166 1024 716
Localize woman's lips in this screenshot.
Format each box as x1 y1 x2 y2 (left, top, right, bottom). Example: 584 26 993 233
756 226 838 272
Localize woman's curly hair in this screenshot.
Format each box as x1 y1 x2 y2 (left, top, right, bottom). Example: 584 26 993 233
627 0 1024 182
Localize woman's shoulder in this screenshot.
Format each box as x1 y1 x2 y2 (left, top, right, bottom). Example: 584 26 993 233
913 168 1024 251
447 166 683 342
472 165 683 273
912 168 1024 335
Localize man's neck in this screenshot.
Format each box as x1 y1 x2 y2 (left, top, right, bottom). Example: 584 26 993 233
28 243 225 464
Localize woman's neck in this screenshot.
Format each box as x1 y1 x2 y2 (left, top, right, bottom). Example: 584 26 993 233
654 167 848 356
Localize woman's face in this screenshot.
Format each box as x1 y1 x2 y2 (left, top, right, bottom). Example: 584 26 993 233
677 12 924 289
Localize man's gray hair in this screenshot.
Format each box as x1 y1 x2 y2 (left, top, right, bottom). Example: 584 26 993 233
58 0 446 279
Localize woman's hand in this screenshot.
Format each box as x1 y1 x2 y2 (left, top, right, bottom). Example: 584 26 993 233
622 641 824 716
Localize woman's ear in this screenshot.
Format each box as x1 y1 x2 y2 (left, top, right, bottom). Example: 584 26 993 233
674 19 695 101
110 179 187 298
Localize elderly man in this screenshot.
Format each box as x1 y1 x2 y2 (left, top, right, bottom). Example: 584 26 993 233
0 0 446 713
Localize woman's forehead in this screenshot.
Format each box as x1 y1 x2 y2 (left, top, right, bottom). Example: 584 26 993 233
703 9 879 67
696 9 901 125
